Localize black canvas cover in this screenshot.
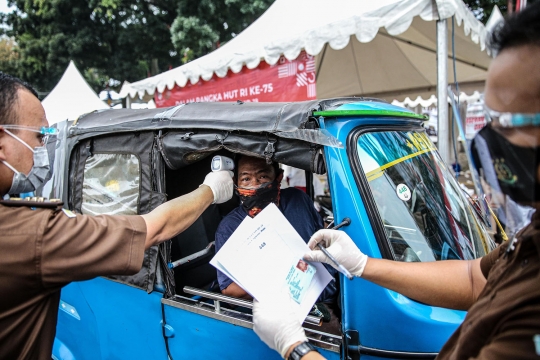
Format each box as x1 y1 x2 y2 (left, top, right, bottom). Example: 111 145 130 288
159 130 325 174
68 132 166 292
72 101 320 135
66 99 361 175
70 97 375 137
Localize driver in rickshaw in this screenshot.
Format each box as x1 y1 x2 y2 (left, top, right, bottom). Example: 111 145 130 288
214 155 339 326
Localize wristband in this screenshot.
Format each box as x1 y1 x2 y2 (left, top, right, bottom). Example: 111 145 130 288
287 341 318 360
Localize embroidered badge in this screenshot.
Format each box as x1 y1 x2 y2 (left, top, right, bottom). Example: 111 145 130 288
533 334 540 355
494 158 517 184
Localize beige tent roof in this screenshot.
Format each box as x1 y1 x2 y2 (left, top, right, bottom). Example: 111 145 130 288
316 15 490 102
121 0 491 102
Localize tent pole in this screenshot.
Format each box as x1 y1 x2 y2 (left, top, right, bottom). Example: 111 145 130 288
437 19 450 165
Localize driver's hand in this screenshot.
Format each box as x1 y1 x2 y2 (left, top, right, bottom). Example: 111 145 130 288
201 171 234 204
304 229 368 277
252 288 307 358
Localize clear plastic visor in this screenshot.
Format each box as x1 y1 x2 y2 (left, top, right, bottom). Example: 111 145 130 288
448 86 538 241
0 125 58 146
484 104 540 128
469 124 537 240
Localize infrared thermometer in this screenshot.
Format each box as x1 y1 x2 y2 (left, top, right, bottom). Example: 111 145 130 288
211 155 234 172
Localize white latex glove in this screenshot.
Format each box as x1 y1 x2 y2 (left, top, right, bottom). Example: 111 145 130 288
252 288 308 358
201 171 234 204
304 229 368 277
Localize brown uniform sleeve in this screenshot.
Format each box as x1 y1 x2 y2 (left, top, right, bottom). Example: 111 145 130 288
479 242 508 279
40 210 147 287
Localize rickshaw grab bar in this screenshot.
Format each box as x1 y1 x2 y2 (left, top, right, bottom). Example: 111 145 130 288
182 286 322 326
168 242 215 269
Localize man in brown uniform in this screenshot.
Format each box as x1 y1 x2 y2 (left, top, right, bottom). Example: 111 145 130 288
0 73 234 359
252 4 540 360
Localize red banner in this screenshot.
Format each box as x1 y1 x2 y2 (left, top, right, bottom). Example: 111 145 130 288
465 102 486 140
155 51 316 107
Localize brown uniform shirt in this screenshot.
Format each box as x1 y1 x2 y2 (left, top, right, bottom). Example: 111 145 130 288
0 204 147 360
438 213 540 359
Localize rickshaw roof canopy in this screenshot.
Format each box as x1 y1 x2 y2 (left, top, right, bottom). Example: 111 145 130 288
72 98 422 139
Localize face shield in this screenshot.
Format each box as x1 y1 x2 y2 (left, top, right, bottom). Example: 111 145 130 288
449 86 537 240
37 121 69 200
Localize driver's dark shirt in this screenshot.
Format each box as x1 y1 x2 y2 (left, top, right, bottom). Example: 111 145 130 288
215 187 338 303
437 211 540 359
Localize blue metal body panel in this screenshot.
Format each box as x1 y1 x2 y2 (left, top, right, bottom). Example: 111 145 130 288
162 302 339 360
54 278 340 360
54 278 167 359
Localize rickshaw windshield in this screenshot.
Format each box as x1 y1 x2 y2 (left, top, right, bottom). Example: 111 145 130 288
356 130 495 262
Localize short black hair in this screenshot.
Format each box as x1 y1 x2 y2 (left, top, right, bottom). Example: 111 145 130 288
0 72 39 125
489 2 540 55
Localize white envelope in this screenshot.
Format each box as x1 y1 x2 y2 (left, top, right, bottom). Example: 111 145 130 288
210 203 332 322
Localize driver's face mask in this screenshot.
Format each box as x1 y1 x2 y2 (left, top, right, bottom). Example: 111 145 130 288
235 170 284 217
1 126 56 195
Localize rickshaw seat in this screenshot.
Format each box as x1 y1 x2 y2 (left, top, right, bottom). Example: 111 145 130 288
170 204 222 295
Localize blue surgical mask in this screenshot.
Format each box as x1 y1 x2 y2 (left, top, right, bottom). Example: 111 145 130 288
1 129 54 195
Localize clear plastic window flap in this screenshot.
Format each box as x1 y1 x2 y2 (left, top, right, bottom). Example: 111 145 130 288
82 153 140 216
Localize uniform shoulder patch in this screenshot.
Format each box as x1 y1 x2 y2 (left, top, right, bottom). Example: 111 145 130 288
0 197 64 210
62 208 77 218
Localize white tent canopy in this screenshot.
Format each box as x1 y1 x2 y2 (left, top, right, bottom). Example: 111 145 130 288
486 5 504 33
391 91 482 108
122 0 491 102
43 61 109 124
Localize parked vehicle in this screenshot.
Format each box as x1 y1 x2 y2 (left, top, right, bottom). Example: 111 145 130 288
47 98 495 360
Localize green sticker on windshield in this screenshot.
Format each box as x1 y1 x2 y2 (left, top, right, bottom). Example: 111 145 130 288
396 184 411 201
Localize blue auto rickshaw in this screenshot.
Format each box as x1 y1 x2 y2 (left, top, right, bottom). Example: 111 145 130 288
48 98 494 360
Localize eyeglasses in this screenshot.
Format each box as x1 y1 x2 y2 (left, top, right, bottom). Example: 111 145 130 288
483 104 540 128
0 125 58 146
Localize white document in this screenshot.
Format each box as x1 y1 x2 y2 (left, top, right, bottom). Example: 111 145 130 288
210 203 332 322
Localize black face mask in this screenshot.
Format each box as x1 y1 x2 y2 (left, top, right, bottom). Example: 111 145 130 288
235 172 283 217
471 124 540 204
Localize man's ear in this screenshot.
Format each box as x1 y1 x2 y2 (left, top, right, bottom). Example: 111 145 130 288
0 128 7 161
